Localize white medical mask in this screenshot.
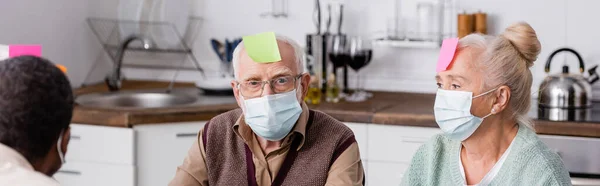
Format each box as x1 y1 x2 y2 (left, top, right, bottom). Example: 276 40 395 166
57 130 66 164
242 89 303 141
434 88 497 141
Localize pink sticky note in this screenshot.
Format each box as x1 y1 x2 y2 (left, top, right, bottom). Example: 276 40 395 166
9 45 42 58
436 38 459 72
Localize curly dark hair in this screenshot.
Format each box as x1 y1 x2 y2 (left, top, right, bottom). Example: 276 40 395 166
0 56 74 162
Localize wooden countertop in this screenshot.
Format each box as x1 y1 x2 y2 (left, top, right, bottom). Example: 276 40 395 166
73 81 600 138
73 80 238 127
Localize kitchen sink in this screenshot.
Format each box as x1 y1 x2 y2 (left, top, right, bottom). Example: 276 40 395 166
76 91 198 109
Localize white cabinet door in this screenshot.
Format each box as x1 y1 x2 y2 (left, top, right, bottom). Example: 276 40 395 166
54 161 134 186
134 121 206 186
368 125 440 163
68 124 134 165
366 161 408 186
344 122 368 160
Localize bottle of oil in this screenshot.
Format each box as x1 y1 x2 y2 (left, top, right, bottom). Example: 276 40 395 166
305 75 322 105
326 73 340 103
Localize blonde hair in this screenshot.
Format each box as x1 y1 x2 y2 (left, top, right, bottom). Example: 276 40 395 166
458 22 541 128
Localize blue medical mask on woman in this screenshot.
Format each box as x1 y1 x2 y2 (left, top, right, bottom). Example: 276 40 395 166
434 88 497 141
242 88 303 141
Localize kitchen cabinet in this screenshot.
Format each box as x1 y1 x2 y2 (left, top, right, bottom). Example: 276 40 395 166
368 125 440 163
54 122 206 186
54 124 135 186
57 122 440 186
344 122 369 160
134 122 206 186
366 161 409 186
65 124 134 164
54 161 134 186
343 122 441 186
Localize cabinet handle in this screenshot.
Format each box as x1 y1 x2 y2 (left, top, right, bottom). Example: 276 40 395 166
401 137 428 144
58 170 82 175
70 135 81 140
176 133 198 138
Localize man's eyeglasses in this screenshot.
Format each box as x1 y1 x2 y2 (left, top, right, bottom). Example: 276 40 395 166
237 74 303 98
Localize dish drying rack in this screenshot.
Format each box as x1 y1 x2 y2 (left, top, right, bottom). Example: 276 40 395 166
82 17 204 89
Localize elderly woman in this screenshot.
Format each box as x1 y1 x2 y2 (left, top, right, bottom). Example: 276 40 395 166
401 22 571 185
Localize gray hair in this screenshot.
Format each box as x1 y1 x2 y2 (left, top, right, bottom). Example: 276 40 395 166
232 34 306 80
458 22 541 129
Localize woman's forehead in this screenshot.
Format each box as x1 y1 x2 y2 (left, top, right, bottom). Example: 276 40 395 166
437 49 479 78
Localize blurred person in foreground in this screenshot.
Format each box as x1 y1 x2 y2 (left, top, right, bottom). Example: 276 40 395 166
0 56 74 185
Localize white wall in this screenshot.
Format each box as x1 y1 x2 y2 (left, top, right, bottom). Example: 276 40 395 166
0 0 97 86
50 0 600 99
345 0 600 98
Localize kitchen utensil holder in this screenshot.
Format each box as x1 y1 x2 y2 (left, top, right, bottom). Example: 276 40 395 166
83 17 205 91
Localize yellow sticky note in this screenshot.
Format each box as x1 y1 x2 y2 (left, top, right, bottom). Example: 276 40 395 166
242 32 282 63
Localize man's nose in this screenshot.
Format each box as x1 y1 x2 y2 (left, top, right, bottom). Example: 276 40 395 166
261 84 275 96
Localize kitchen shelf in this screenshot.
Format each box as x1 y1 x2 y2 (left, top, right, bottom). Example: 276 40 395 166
373 39 440 49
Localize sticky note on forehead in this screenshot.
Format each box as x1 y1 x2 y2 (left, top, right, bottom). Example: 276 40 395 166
242 32 282 63
436 38 459 72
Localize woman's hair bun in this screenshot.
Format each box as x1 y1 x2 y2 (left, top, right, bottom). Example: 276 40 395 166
501 22 541 67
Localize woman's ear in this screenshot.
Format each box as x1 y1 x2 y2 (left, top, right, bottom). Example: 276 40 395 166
492 85 511 113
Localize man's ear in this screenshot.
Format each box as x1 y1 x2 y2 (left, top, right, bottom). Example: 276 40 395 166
300 73 310 101
231 80 243 109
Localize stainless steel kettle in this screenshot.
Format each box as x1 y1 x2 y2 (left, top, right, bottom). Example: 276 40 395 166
538 48 599 121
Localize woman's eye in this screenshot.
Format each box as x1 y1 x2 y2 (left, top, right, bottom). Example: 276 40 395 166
451 84 461 89
436 83 442 88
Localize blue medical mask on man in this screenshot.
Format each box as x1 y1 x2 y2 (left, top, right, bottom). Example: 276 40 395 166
434 88 497 141
240 85 303 141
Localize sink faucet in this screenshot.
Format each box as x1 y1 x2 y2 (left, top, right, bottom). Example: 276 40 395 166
105 35 155 91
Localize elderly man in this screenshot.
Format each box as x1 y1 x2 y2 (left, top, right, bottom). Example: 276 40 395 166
169 34 364 186
0 56 74 185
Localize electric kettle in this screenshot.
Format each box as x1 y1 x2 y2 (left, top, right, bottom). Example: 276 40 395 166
538 48 599 121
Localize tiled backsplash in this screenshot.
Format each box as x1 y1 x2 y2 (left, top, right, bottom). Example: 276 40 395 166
85 0 600 100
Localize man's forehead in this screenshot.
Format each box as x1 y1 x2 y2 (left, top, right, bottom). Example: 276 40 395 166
239 41 297 71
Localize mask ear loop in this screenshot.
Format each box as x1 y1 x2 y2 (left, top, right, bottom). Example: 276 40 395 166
475 87 499 119
482 108 496 119
57 130 66 164
473 87 499 99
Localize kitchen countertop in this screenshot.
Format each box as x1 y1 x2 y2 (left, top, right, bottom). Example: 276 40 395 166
73 80 239 127
73 80 600 138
